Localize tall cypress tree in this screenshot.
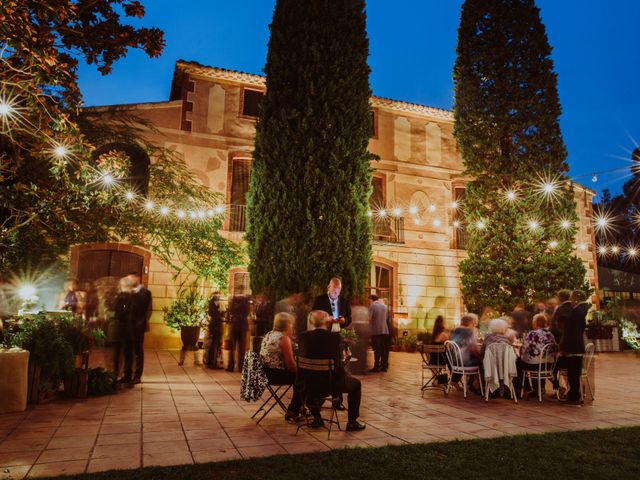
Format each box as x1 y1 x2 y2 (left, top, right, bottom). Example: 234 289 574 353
246 0 373 300
453 0 590 313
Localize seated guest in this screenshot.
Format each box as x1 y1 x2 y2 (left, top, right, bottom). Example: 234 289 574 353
480 318 513 356
298 310 365 432
259 312 302 421
451 313 481 366
431 315 449 344
516 313 557 394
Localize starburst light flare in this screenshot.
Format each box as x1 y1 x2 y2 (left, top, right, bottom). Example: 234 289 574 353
534 173 562 202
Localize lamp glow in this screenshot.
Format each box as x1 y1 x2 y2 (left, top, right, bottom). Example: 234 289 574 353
392 207 402 217
197 210 205 219
560 219 571 229
549 240 558 249
177 210 186 218
528 220 540 230
189 211 197 219
450 201 459 209
17 284 37 301
629 248 637 257
409 206 418 215
378 209 387 217
413 218 421 225
428 204 436 212
144 201 154 210
160 206 169 215
214 205 225 215
367 210 373 217
125 191 135 201
0 102 12 117
433 218 441 227
578 243 587 251
476 220 485 229
611 245 620 254
506 190 517 201
598 246 607 255
453 220 461 228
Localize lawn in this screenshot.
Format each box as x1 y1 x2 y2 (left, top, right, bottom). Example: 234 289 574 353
40 426 639 480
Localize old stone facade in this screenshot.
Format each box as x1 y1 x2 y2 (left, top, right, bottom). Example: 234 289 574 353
77 61 599 348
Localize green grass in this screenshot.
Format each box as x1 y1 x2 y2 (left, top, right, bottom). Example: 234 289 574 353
42 427 640 480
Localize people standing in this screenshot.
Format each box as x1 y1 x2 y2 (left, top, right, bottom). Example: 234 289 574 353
113 277 133 383
368 295 389 372
510 303 532 338
312 277 351 332
206 292 224 369
557 290 589 405
122 273 152 385
58 279 79 314
550 290 572 343
226 295 250 372
253 294 274 337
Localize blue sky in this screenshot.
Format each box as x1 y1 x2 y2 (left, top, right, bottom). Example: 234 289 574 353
77 0 640 197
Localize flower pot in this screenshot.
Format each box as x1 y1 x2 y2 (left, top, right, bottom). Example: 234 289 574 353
180 326 201 351
27 362 41 405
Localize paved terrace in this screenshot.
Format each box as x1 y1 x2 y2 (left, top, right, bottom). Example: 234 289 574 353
1 351 639 478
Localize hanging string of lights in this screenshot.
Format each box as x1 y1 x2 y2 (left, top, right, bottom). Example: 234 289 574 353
0 89 632 259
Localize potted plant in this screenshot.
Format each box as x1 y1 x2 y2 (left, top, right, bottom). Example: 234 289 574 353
8 312 74 402
402 335 418 353
163 288 208 350
339 328 359 358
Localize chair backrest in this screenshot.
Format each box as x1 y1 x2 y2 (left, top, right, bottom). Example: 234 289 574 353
582 342 595 374
444 340 464 373
419 343 445 367
483 342 516 381
524 342 557 378
296 356 335 399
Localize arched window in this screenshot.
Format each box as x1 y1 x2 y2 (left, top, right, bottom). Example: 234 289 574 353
92 143 151 196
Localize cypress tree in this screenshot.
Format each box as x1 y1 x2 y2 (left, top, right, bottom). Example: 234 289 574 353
246 0 374 300
453 0 590 313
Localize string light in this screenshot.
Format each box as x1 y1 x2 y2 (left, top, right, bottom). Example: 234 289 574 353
409 206 418 215
476 220 486 230
144 201 154 210
450 201 459 209
207 209 214 217
560 219 571 229
548 240 558 249
392 207 402 217
0 101 13 117
124 191 135 201
413 218 421 225
197 210 205 219
378 209 387 217
534 175 561 201
578 243 587 251
428 204 436 212
453 220 461 228
505 190 517 201
598 246 608 255
177 210 186 218
611 245 620 254
528 220 540 231
160 206 169 216
189 211 197 219
100 173 114 186
433 218 441 227
367 210 373 217
592 173 598 183
628 248 637 257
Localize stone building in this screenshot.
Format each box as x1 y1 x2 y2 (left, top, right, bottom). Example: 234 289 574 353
75 60 599 348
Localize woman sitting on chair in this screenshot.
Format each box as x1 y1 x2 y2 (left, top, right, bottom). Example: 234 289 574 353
480 318 514 356
259 312 302 421
516 313 557 395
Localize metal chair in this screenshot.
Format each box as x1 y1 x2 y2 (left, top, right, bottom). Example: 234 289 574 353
419 343 448 396
483 342 518 404
251 381 292 424
295 356 341 439
444 340 484 399
558 342 595 401
519 342 557 402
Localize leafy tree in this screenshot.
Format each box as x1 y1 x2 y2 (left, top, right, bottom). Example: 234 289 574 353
246 0 374 300
0 1 243 289
453 0 589 313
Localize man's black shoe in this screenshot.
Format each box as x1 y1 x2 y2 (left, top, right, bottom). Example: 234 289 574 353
346 421 366 432
130 377 141 385
368 367 379 373
380 367 388 372
116 377 131 384
333 402 346 411
309 417 324 428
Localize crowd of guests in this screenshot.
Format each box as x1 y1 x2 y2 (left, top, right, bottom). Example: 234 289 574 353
430 289 590 404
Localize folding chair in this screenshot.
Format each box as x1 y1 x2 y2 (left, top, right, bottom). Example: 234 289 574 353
444 340 484 399
295 356 341 439
520 343 557 402
419 343 448 396
558 342 595 401
251 381 292 424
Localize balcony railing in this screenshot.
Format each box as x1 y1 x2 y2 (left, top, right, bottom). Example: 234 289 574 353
227 204 247 232
226 204 405 244
455 227 469 250
372 216 405 244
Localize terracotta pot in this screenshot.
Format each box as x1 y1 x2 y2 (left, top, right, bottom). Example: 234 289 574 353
180 326 201 351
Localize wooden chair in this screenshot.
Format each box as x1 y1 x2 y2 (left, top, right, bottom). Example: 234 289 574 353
419 343 448 396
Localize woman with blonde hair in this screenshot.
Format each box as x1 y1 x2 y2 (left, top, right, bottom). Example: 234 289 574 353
259 312 302 421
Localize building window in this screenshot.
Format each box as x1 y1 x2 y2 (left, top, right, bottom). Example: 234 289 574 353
228 158 251 231
369 110 378 138
454 187 468 250
241 88 264 118
231 272 251 296
370 175 385 211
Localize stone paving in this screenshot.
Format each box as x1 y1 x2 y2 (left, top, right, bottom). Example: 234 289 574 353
0 350 639 478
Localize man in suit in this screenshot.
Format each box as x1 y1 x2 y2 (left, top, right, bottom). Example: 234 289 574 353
206 292 224 369
557 290 589 405
550 290 572 343
298 310 365 431
122 272 152 385
368 295 390 372
226 295 250 372
312 278 351 332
